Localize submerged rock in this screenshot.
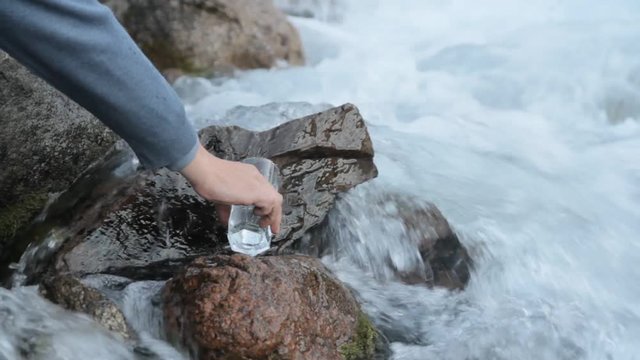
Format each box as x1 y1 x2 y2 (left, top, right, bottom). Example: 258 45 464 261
163 254 387 360
103 0 305 77
308 187 471 290
395 198 471 290
39 274 134 340
0 53 117 266
46 104 376 280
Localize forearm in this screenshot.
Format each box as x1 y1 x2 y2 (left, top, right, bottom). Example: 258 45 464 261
0 0 198 170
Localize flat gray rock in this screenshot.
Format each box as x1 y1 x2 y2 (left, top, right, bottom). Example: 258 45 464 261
47 104 377 279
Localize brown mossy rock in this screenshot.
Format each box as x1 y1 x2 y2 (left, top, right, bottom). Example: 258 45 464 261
0 53 117 264
163 255 384 360
102 0 305 76
39 274 134 339
47 104 376 280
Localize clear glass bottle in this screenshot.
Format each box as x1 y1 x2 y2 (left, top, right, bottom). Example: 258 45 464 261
227 157 280 256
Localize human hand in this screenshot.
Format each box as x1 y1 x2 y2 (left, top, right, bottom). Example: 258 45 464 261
179 143 283 233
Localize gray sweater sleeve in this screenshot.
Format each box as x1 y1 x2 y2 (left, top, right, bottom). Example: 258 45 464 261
0 0 199 170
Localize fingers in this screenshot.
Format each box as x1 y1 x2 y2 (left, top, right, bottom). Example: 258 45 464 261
271 199 282 234
255 192 283 233
253 204 273 216
180 151 284 232
215 204 231 226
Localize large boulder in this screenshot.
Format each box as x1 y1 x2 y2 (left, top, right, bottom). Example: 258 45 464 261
102 0 305 77
0 53 118 265
163 255 387 360
41 104 376 280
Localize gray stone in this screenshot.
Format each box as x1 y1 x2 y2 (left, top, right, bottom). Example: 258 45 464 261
200 103 377 246
47 104 376 279
0 53 117 265
102 0 305 77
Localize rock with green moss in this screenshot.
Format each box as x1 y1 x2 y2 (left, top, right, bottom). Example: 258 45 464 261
163 255 387 360
0 193 49 243
0 53 117 263
101 0 305 78
339 312 388 360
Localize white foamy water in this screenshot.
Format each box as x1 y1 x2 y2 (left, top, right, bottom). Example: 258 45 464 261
0 287 136 359
0 280 184 360
3 1 640 359
178 1 640 359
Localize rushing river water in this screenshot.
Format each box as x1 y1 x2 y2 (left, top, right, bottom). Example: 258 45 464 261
3 0 640 359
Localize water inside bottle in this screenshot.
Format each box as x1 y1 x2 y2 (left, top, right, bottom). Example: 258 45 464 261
227 205 271 256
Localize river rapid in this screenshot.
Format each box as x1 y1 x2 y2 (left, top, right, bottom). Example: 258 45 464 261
3 1 640 359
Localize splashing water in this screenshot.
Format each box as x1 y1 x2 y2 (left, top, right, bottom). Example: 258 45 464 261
0 287 137 360
3 0 640 359
177 1 640 359
0 280 184 359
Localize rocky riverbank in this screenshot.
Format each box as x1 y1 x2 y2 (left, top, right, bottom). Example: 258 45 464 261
0 2 473 359
2 97 472 359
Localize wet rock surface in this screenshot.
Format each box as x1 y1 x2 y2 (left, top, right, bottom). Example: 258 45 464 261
39 274 134 339
52 168 228 277
47 104 376 279
163 254 387 360
199 103 377 247
310 188 471 290
103 0 305 77
396 198 471 290
0 53 117 266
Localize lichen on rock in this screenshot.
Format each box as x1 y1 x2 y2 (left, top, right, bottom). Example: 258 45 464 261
339 312 379 360
0 193 48 245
